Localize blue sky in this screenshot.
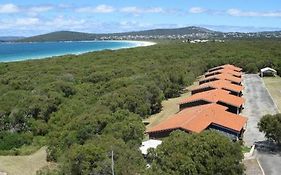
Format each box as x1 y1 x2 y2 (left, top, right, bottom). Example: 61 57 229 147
1 0 281 36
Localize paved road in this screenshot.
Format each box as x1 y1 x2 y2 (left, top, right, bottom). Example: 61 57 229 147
242 74 281 175
243 74 278 146
244 159 263 175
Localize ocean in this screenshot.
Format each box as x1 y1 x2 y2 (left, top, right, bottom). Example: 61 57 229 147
0 41 138 62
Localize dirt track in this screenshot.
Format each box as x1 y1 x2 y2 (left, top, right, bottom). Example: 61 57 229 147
0 147 50 175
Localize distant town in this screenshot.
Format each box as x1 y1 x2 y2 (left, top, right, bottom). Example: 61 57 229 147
3 26 281 43
99 32 281 40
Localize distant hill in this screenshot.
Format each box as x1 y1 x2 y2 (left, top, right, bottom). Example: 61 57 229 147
19 31 98 42
110 26 216 36
19 26 221 42
0 36 25 42
17 26 281 42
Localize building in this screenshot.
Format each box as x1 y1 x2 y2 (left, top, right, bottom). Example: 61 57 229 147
208 64 242 73
145 64 246 140
146 104 247 140
205 68 242 78
139 139 162 156
179 89 245 114
199 73 242 85
191 80 244 96
260 67 277 77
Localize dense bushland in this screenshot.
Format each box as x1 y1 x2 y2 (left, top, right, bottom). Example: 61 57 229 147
1 40 281 174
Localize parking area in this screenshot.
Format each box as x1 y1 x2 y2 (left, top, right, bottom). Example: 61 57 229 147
242 74 278 146
242 74 281 175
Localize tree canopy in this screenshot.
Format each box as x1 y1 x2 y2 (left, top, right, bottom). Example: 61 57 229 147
148 131 244 175
258 113 281 145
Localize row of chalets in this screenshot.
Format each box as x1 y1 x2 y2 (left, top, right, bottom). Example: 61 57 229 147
146 64 248 141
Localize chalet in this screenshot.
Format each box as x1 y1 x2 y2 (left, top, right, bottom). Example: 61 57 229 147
208 64 242 73
146 104 247 140
179 89 245 114
191 80 244 96
199 73 242 85
205 68 242 78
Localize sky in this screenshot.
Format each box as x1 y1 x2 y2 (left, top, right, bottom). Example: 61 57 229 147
0 0 281 36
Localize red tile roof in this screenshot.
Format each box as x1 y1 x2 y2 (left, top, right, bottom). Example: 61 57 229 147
208 64 242 72
200 73 242 84
205 68 242 77
192 80 244 94
146 104 247 134
179 89 245 107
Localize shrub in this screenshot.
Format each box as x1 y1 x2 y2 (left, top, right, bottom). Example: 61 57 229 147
0 131 33 150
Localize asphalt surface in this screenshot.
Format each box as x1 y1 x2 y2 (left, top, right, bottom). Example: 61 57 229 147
244 159 263 175
242 74 281 175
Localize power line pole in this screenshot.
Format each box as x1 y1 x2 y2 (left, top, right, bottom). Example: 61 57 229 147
111 150 115 175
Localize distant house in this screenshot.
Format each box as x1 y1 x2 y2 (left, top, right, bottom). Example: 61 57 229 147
139 139 162 156
146 104 247 140
260 67 277 77
179 89 245 114
191 80 244 96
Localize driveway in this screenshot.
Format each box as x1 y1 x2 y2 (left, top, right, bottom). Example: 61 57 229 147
242 74 281 175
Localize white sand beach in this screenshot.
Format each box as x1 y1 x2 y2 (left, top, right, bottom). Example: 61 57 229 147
124 40 157 47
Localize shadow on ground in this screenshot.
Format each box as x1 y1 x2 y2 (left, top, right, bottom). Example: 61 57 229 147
255 140 281 155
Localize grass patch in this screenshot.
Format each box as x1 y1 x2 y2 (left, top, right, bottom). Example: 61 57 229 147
145 81 199 130
0 136 47 156
0 147 51 175
242 145 251 153
263 76 281 111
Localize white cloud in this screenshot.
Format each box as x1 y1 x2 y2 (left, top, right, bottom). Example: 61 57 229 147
29 6 53 13
0 16 87 31
26 5 54 16
0 3 19 13
76 5 115 13
120 7 164 14
0 4 54 15
45 16 86 29
187 7 281 17
189 7 206 14
15 17 39 25
0 17 39 30
227 8 281 17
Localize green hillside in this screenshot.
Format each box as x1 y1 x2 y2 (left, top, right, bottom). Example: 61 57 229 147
19 31 98 42
111 26 216 35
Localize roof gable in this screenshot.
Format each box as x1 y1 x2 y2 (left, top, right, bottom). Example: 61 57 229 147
180 89 245 107
147 104 247 134
200 73 242 84
192 80 244 93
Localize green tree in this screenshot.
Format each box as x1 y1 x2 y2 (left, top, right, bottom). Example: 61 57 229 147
148 131 244 175
62 136 146 175
258 113 281 145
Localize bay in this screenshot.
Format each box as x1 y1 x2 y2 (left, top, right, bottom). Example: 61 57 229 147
0 41 139 62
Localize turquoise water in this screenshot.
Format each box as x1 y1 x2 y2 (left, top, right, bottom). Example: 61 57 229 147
0 41 137 62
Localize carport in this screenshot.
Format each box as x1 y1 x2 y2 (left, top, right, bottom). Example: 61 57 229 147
260 67 277 77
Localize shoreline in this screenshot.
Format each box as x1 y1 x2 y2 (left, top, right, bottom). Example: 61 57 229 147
0 40 156 63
